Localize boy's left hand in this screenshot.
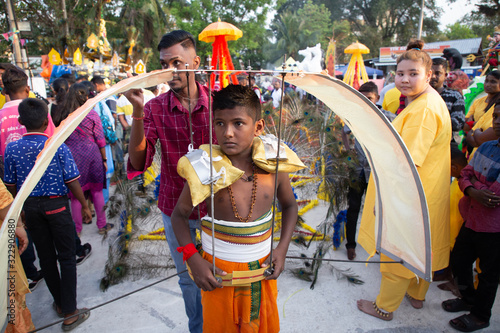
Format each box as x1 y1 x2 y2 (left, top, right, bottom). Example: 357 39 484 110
262 246 287 280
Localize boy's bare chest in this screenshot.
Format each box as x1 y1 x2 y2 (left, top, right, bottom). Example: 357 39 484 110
210 173 275 222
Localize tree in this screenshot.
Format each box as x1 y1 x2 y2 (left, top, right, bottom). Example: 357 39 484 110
170 0 272 70
444 22 478 40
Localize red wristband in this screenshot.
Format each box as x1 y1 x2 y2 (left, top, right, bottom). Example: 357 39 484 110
466 121 474 128
177 243 198 262
132 114 144 121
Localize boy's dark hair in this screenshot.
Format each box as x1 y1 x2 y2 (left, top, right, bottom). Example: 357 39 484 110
19 98 48 130
2 68 28 95
432 57 447 68
0 63 17 71
358 81 379 95
213 84 261 121
80 80 97 98
91 75 105 85
450 142 467 166
157 30 196 52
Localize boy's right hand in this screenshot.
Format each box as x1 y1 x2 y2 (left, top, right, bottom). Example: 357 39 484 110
188 254 226 291
81 206 92 224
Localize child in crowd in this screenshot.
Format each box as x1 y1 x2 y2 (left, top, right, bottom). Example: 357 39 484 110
3 98 92 331
172 85 302 332
344 81 396 260
442 102 500 332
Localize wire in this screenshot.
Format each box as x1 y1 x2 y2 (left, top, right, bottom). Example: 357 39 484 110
28 271 184 332
285 255 404 264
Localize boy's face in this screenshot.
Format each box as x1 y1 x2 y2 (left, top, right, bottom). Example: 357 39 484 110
214 106 264 157
360 91 379 104
493 105 500 138
450 161 464 179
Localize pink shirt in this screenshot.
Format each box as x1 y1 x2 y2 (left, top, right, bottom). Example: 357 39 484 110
0 99 56 157
127 83 215 218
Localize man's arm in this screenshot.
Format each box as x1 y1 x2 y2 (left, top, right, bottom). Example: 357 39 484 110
450 95 465 132
66 180 92 222
171 183 224 291
263 172 298 280
124 89 147 171
118 114 129 131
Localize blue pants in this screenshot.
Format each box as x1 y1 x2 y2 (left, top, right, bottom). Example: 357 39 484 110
162 213 202 333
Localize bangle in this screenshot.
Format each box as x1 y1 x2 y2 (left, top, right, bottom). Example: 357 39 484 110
132 114 144 121
177 243 198 262
103 159 107 162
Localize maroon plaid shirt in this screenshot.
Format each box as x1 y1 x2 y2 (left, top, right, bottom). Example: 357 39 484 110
127 82 214 218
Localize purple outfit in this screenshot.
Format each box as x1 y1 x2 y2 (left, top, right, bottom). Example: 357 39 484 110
65 110 107 233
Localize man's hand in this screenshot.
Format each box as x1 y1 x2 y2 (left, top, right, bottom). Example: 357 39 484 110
124 89 144 113
81 206 92 224
262 246 287 280
15 226 28 255
466 187 500 208
187 254 226 291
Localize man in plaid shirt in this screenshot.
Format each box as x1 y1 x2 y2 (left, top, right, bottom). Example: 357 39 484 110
126 30 213 333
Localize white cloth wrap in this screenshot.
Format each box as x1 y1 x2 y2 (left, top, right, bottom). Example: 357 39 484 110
185 145 226 185
259 134 287 160
201 214 272 263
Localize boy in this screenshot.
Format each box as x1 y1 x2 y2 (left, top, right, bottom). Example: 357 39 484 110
442 102 500 332
171 85 301 332
4 98 92 331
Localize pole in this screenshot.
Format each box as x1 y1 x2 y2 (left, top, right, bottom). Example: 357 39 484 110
417 0 425 40
5 0 23 69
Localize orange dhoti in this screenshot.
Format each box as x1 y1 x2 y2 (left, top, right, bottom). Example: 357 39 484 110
201 251 279 333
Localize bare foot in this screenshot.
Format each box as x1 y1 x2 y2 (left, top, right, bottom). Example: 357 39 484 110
406 293 424 309
357 299 393 321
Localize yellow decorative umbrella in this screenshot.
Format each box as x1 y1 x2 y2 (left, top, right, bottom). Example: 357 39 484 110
199 19 243 88
343 42 370 89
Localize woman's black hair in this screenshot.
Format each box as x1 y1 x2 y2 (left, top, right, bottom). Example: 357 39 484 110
52 78 69 105
53 82 89 126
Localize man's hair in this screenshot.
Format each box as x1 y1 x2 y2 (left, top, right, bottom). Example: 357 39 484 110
19 98 48 130
432 57 448 68
450 142 467 166
358 81 379 95
91 75 105 85
157 30 196 52
213 84 261 121
2 68 28 95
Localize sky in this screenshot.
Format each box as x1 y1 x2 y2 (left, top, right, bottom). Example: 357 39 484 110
436 0 478 29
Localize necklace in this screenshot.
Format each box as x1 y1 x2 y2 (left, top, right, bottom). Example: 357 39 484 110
227 165 258 222
240 163 255 182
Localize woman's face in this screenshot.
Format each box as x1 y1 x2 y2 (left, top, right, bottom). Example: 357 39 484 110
484 75 500 95
395 59 432 99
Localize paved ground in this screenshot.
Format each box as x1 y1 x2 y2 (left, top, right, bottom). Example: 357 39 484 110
26 202 500 332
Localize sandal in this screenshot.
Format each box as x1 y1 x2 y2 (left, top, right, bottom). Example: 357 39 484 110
442 298 473 313
62 308 90 331
98 223 114 235
449 314 489 332
406 293 424 309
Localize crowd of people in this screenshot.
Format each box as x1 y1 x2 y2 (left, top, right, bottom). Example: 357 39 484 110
0 28 499 333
